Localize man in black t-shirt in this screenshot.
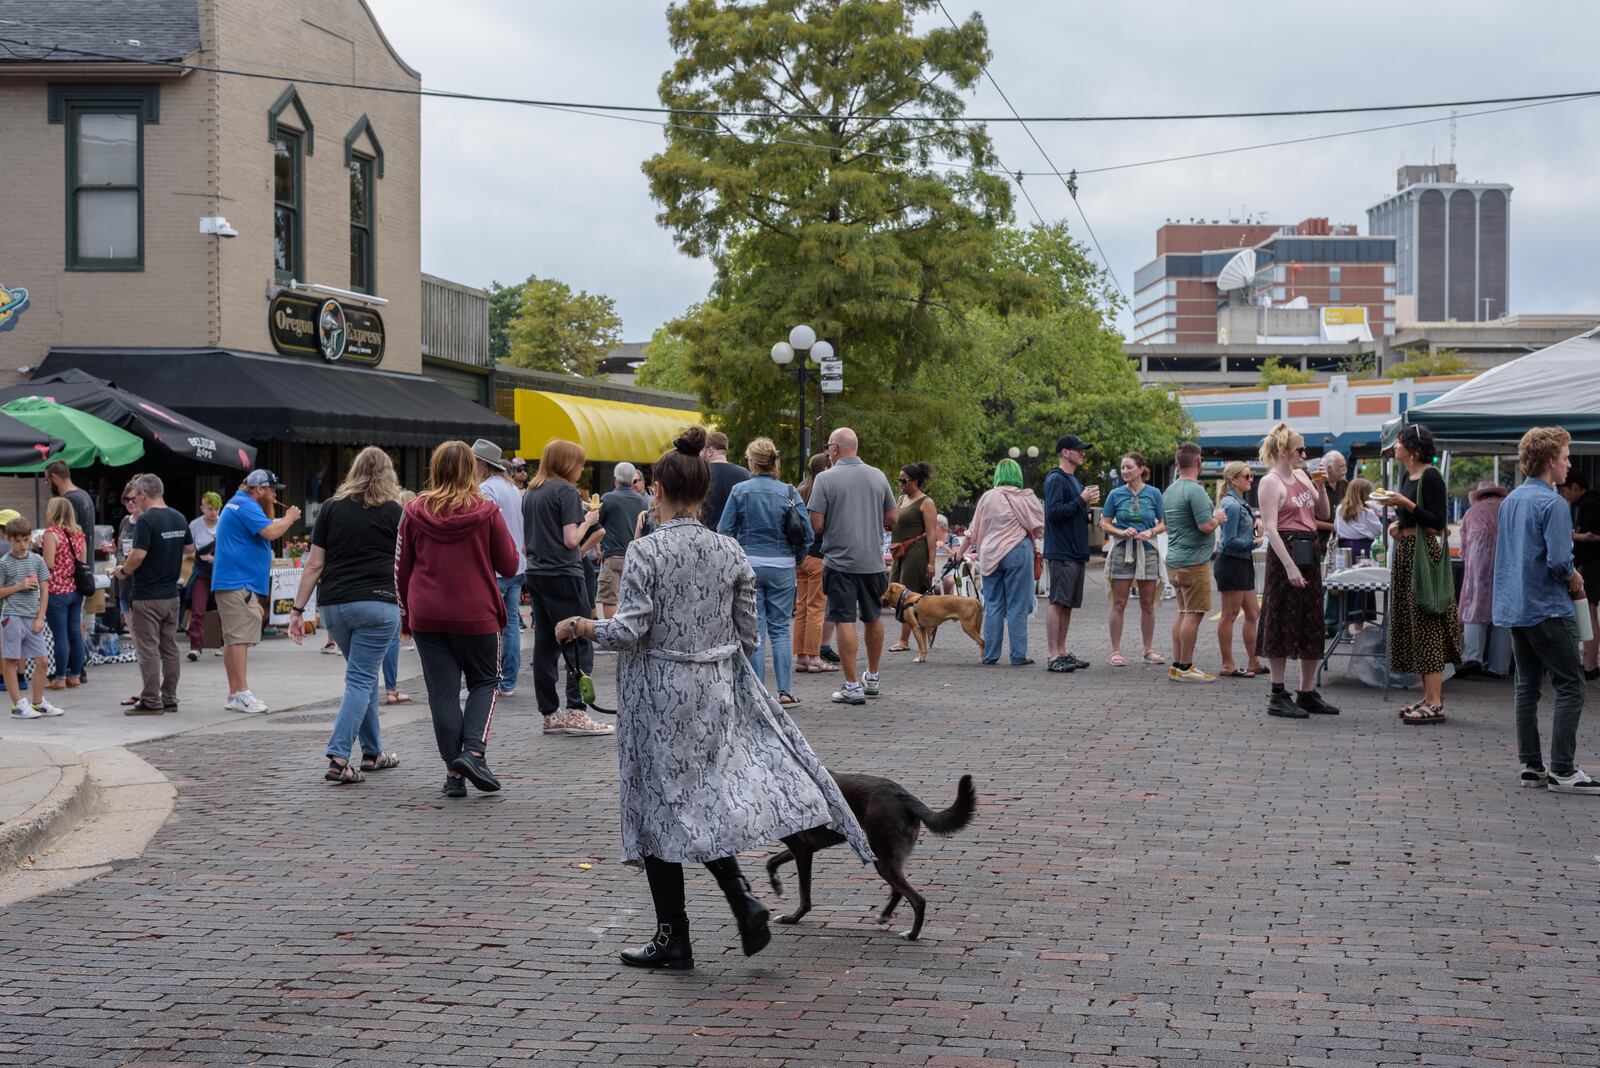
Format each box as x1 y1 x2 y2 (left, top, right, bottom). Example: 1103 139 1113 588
699 431 749 529
116 474 192 713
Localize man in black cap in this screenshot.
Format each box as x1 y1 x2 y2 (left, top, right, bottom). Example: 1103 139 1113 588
1042 435 1100 673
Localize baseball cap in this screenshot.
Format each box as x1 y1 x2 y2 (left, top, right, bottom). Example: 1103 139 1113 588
508 457 527 470
244 469 285 491
1055 434 1091 453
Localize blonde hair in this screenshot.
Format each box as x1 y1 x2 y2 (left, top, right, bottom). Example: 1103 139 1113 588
1339 478 1375 522
1258 422 1302 465
46 496 79 534
333 446 402 509
529 439 586 489
417 441 483 517
1216 461 1250 503
745 436 780 475
1519 426 1571 479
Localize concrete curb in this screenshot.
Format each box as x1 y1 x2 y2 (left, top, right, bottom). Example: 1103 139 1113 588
0 744 96 871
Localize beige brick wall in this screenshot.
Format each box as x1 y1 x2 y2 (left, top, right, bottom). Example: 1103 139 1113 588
211 0 422 372
0 0 422 381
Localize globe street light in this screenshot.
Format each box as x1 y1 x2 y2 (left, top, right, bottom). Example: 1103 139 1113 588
1008 446 1021 459
773 325 818 460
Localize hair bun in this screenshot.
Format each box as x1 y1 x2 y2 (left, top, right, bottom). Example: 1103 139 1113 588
674 425 708 456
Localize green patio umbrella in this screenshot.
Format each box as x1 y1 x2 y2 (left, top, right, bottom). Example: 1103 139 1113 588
0 395 145 470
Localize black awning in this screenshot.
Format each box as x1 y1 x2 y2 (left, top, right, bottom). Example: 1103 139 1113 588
37 348 519 449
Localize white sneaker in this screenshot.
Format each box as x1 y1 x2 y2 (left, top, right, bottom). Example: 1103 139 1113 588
224 692 269 714
33 698 64 717
9 699 41 719
1548 768 1600 795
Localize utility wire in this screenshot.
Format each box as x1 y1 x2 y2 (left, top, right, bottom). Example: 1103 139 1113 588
935 1 1127 304
0 27 1595 126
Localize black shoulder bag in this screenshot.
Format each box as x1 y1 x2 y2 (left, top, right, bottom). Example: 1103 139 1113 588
782 485 809 547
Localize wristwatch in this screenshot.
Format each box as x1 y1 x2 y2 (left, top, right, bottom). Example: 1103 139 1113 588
291 605 306 615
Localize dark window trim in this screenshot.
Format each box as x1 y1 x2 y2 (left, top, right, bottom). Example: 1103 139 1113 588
274 128 304 284
63 100 148 272
343 114 384 177
349 152 376 294
48 83 160 124
267 85 314 155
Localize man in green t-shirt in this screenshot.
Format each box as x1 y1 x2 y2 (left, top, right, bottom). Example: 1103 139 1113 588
1162 441 1228 682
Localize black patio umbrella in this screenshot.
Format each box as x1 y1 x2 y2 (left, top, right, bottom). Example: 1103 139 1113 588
0 412 66 471
0 368 257 470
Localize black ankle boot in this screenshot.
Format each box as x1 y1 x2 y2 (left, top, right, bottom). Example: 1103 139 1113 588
707 860 771 957
620 922 693 969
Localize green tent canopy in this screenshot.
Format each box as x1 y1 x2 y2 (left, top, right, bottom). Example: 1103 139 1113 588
0 396 145 470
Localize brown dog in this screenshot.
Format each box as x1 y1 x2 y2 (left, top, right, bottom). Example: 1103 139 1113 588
881 581 984 663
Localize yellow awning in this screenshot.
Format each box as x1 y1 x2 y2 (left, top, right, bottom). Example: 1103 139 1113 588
513 389 704 464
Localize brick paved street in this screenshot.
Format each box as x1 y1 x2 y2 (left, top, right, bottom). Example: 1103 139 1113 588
1 581 1598 1066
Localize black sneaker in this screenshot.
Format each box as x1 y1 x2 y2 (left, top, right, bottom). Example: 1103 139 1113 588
1047 657 1074 673
1548 768 1600 795
442 776 467 798
1518 764 1548 788
1296 690 1340 715
1267 691 1308 718
819 646 840 664
449 752 502 793
1064 654 1091 671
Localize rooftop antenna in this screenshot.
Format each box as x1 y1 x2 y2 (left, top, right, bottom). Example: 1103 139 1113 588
1449 109 1457 165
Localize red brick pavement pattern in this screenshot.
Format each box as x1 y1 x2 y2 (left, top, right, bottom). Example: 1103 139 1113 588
1 603 1598 1066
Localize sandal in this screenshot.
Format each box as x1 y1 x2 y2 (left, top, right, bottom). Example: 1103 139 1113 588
1396 699 1424 719
777 692 800 707
1142 651 1166 665
361 752 401 771
385 691 412 704
1222 668 1256 678
887 643 911 653
1402 703 1446 725
325 759 365 784
816 660 840 671
1108 652 1128 667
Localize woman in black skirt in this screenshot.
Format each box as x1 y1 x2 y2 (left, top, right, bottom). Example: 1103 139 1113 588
1213 461 1264 677
1256 423 1337 719
1387 423 1462 724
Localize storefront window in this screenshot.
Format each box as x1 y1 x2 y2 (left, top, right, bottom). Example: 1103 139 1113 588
349 155 375 293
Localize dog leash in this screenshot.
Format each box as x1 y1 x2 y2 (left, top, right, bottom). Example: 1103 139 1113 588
559 639 614 714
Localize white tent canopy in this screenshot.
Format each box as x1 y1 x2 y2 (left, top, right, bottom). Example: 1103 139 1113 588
1387 327 1600 452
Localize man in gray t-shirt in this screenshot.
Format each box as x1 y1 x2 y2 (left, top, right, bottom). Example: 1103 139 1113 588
807 427 897 705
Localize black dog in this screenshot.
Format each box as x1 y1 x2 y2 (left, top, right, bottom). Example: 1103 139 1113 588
766 773 976 940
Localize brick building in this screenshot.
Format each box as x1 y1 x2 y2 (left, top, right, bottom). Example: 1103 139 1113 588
0 0 513 515
1133 218 1397 344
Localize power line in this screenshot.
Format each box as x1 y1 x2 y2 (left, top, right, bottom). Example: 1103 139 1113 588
0 28 1595 126
934 1 1127 304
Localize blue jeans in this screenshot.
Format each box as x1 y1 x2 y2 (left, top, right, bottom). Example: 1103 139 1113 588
751 565 797 695
383 631 400 692
321 600 400 762
46 590 85 680
497 574 524 691
982 540 1034 664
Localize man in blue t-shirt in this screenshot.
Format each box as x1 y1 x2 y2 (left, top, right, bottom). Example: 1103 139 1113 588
1042 434 1101 674
212 470 300 714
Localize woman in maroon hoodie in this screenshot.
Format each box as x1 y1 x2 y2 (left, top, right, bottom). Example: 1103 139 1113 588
396 440 521 797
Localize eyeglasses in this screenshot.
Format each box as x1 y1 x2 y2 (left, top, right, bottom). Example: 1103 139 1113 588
897 477 911 484
825 442 840 452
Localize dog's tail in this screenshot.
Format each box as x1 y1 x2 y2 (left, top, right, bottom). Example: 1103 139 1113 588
911 774 976 836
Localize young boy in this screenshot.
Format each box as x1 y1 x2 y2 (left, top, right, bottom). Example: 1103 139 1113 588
1 516 62 719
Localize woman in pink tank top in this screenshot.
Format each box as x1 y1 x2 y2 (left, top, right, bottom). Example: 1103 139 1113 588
1256 423 1334 719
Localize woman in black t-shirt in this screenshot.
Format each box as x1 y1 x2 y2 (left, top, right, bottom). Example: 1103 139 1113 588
289 447 405 783
1387 423 1463 725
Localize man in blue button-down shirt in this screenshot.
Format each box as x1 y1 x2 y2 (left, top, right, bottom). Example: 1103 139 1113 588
1492 426 1595 794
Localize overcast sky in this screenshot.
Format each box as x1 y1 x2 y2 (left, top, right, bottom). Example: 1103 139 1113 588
370 0 1600 340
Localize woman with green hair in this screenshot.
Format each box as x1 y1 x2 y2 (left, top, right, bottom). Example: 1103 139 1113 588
957 457 1045 664
184 491 224 660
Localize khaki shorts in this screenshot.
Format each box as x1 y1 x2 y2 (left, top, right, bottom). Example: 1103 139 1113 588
215 587 264 647
1169 563 1213 614
596 555 626 606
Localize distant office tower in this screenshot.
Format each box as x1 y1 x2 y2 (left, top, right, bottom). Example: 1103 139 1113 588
1367 164 1511 322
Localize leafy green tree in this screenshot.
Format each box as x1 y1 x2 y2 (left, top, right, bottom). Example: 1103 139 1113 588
1259 356 1316 386
641 0 1026 472
503 277 623 377
486 279 524 362
635 319 698 395
1385 348 1474 379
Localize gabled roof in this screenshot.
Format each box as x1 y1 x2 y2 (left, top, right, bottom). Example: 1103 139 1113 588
0 0 199 64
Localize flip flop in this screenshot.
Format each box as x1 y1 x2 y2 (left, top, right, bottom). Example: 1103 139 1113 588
887 643 911 653
119 694 141 707
1222 668 1256 678
385 692 412 704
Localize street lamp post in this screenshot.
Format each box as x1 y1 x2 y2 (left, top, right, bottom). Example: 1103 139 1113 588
1009 445 1041 487
771 324 832 461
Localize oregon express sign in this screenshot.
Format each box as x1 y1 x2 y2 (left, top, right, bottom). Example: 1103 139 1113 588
269 292 385 366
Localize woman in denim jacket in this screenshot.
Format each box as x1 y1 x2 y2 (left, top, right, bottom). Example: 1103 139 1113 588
1213 461 1264 678
718 437 808 706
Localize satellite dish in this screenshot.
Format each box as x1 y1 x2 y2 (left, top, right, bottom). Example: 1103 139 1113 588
1216 248 1257 292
